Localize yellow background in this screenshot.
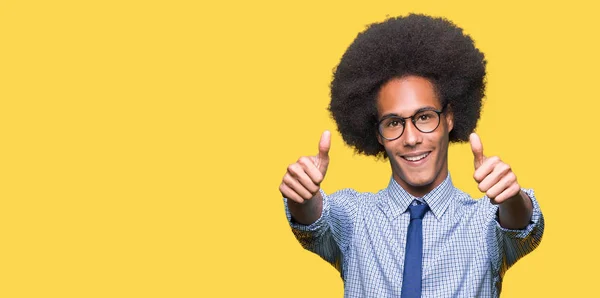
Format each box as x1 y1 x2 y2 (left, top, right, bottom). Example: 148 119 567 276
1 0 598 297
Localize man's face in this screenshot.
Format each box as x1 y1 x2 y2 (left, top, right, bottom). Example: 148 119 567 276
377 76 454 197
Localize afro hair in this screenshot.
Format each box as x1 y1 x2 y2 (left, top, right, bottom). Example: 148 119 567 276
329 14 487 158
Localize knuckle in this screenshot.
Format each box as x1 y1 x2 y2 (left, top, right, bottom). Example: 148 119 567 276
282 174 292 184
309 184 320 194
478 184 486 193
504 179 512 190
314 172 324 184
506 172 516 182
489 156 500 164
287 163 300 174
301 192 313 200
512 183 521 193
493 196 503 204
290 196 304 204
298 156 311 166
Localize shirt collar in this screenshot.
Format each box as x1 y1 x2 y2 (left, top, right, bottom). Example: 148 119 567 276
382 174 455 220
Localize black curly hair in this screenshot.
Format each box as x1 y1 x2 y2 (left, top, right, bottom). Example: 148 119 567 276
329 14 486 158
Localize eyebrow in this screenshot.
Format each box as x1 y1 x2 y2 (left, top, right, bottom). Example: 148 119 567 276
379 106 439 120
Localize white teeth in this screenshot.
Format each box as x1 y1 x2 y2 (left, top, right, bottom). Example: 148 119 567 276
404 153 429 161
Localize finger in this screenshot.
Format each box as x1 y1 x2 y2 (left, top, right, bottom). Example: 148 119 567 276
279 182 304 204
316 130 331 173
490 182 521 205
289 160 321 194
298 156 325 185
470 133 485 169
477 162 511 193
283 174 314 200
318 130 331 159
287 162 320 194
485 171 517 200
473 156 500 183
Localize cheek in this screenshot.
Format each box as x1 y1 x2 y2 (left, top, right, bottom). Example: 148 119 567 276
386 149 403 171
434 135 450 164
381 139 396 155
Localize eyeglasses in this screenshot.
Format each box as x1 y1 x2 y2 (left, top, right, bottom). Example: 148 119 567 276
377 107 445 141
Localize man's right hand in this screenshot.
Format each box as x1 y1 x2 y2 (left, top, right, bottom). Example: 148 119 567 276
279 130 331 204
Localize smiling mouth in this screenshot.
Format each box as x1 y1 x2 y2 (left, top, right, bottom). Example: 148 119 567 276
401 152 430 162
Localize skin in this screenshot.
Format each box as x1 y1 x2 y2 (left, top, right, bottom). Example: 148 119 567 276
279 131 330 225
280 75 532 229
470 133 533 229
376 76 452 197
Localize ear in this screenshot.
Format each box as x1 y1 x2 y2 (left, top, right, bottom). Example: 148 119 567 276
445 105 454 132
376 130 384 145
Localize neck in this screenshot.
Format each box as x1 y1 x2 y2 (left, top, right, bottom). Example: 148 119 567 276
393 176 437 198
392 166 449 198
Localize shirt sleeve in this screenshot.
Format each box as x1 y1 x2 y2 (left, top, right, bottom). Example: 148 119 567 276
489 188 545 275
283 189 358 273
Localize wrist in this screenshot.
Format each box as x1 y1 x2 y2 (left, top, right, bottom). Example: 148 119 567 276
498 190 533 229
288 190 324 225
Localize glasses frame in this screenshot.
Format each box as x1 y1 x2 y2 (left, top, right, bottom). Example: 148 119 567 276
377 106 446 141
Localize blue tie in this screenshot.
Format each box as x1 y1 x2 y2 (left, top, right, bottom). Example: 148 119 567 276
401 201 429 298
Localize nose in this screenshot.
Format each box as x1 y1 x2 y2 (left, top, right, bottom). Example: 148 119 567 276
402 120 422 147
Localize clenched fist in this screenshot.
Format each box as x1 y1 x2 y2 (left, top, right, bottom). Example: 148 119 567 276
280 131 331 204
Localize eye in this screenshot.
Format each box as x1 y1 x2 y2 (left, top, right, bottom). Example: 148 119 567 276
415 111 437 123
418 114 431 121
386 119 403 128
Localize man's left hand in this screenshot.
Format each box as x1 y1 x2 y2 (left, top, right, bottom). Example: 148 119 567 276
470 133 523 205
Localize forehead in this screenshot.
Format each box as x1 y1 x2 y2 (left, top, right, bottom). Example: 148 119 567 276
376 76 441 117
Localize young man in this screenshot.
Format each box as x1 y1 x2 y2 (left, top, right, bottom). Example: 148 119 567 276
279 14 544 297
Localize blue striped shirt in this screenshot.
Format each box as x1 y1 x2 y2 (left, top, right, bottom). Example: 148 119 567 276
284 175 544 297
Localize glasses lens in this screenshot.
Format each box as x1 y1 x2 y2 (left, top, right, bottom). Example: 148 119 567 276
414 110 440 132
379 117 404 139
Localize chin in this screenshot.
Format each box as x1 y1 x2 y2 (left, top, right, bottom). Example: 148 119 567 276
397 171 434 186
406 176 435 188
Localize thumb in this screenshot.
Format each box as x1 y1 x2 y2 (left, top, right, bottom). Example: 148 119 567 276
316 130 331 174
469 132 485 169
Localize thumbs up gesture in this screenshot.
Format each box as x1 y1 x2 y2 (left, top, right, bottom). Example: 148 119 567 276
470 133 521 205
280 131 331 204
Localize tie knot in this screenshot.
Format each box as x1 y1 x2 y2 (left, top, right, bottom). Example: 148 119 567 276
408 202 429 220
